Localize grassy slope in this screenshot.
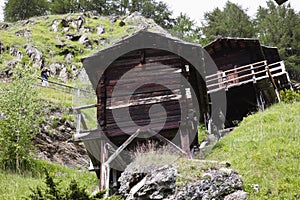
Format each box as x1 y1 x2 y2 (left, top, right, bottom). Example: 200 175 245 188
207 103 300 199
0 13 139 78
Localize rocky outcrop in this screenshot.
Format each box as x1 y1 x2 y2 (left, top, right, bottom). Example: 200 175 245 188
15 28 31 37
25 44 44 68
119 165 177 200
34 105 89 168
119 161 248 200
176 169 246 200
1 12 163 83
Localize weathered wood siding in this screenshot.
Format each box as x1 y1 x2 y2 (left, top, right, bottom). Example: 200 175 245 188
96 49 197 146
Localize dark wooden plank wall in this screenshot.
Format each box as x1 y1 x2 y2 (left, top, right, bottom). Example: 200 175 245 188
209 46 265 71
96 49 196 145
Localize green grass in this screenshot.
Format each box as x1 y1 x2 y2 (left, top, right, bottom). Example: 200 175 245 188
0 160 98 200
207 102 300 199
37 85 73 106
130 142 232 188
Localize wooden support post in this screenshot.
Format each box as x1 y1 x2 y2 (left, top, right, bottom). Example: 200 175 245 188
103 129 141 198
179 125 191 158
100 140 108 190
267 67 281 102
112 169 118 188
179 64 191 158
148 129 187 156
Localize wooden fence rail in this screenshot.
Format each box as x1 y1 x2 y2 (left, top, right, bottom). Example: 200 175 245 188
205 60 287 93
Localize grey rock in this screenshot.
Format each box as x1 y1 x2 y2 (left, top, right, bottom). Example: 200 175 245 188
79 34 92 49
176 170 245 200
59 67 69 82
97 25 105 34
65 53 74 62
78 34 89 44
15 28 31 37
9 46 17 56
25 44 44 68
0 23 9 29
0 41 4 54
110 17 117 25
119 165 177 200
66 33 81 41
49 63 63 77
22 19 35 26
0 111 6 120
52 19 59 32
71 15 85 30
7 60 18 68
16 50 23 60
63 27 70 32
60 19 69 27
224 190 248 200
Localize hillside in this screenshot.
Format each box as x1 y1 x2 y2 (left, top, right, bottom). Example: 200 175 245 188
207 102 300 199
0 11 167 82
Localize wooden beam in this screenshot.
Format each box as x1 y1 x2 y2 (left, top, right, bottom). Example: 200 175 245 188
151 130 187 156
103 129 141 197
104 129 140 165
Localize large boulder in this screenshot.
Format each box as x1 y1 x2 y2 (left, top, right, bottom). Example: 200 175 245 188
119 165 177 200
25 44 44 68
176 169 246 200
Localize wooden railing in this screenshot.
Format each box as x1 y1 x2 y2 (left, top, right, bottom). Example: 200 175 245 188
206 60 287 93
73 104 101 142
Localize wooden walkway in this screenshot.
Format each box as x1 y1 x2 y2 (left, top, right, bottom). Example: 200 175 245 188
205 60 290 93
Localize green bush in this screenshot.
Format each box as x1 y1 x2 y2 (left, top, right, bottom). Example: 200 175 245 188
27 170 123 200
280 89 300 103
0 66 44 173
197 124 209 144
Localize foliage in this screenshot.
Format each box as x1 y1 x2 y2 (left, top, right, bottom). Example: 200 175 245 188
77 0 110 15
207 103 300 199
27 170 89 199
4 0 174 29
170 12 200 42
0 66 44 173
0 159 98 199
255 0 300 81
280 89 300 103
27 169 122 200
200 1 255 45
4 0 49 22
50 0 80 14
197 124 209 144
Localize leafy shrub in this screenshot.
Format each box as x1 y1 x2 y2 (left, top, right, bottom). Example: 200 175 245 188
280 89 300 103
27 170 121 200
197 124 209 144
0 66 44 173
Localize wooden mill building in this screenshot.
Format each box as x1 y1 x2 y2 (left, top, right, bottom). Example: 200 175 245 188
204 37 292 127
74 30 217 190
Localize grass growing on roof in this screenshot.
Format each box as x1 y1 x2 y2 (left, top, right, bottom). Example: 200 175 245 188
206 102 300 200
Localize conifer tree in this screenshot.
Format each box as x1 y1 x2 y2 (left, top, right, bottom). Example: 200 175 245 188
4 0 48 22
